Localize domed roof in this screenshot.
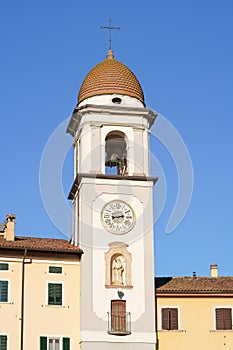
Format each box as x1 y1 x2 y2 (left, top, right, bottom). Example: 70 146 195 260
78 50 145 104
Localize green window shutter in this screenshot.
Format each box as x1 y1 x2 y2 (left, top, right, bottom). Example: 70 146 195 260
49 266 62 274
0 281 8 302
40 336 47 350
63 337 70 350
0 264 9 271
0 335 7 350
48 283 62 305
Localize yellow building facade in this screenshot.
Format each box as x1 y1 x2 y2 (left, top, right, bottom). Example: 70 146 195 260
0 214 82 350
156 266 233 350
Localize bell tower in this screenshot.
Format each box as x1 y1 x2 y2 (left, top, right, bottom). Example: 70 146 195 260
67 49 158 349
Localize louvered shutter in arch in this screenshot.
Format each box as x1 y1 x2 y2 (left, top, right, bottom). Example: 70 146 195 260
161 308 169 330
63 337 70 350
40 336 47 350
0 281 8 302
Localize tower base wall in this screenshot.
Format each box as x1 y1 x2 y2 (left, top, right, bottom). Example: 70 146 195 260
81 342 156 350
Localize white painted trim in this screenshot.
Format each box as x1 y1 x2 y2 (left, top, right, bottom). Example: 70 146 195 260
80 330 156 343
0 257 80 265
79 177 154 188
34 259 80 265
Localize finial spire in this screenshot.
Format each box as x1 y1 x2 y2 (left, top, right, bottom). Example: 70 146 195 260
106 49 114 59
100 18 120 53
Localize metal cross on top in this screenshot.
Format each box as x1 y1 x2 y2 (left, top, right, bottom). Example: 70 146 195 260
100 19 120 50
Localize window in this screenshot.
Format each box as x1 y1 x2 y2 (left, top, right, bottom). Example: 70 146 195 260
40 337 70 350
161 308 178 330
112 97 122 104
0 281 8 302
216 308 232 330
48 283 62 306
0 264 9 271
49 266 62 274
49 338 59 350
0 335 7 350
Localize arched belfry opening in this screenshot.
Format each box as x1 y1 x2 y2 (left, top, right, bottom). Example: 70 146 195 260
105 131 127 176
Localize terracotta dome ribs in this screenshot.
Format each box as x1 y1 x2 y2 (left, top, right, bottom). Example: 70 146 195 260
78 57 144 104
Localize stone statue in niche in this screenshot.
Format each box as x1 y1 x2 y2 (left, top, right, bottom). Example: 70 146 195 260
105 242 132 289
112 256 124 285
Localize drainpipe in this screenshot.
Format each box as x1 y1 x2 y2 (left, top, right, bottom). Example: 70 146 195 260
155 279 159 350
20 249 27 350
20 249 32 350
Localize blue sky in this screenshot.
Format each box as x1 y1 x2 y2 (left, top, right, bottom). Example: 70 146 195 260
0 1 233 277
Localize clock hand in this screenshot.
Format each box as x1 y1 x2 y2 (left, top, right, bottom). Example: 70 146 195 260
112 214 124 220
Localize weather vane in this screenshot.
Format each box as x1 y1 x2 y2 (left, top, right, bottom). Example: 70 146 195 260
100 19 120 50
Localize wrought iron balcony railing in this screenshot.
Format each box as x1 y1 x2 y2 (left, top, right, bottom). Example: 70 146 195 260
107 312 131 335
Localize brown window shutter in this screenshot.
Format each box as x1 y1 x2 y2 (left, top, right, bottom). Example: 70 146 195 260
216 308 224 330
162 308 178 330
161 308 169 330
224 308 232 330
216 308 232 330
170 308 178 330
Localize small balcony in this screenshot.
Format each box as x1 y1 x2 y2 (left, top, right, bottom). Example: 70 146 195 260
107 311 131 336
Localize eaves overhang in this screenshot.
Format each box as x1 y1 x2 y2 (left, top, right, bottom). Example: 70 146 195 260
156 292 233 298
0 244 83 256
68 172 158 200
66 104 158 137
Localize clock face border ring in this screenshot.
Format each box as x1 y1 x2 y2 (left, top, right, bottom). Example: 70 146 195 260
100 199 136 235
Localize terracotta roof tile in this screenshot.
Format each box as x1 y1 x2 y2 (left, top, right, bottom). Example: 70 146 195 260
155 277 233 294
78 54 144 104
0 236 83 254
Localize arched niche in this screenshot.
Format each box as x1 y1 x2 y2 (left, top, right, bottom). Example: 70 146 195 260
105 242 133 289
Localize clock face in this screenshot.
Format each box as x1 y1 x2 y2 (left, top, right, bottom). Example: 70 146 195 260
101 200 135 234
